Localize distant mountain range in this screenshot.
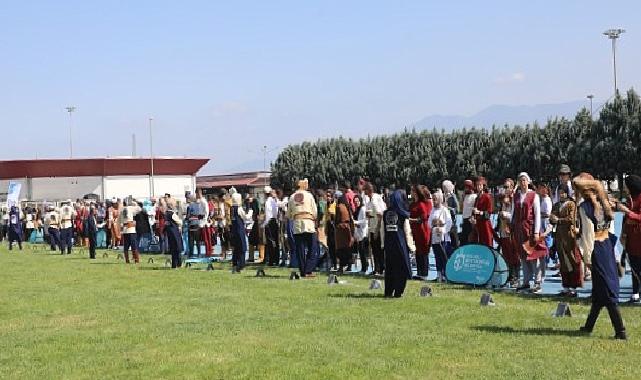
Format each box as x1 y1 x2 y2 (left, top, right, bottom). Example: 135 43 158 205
412 100 594 130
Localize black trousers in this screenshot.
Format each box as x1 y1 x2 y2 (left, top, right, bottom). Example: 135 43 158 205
358 238 370 273
88 232 97 259
48 228 62 252
105 228 112 248
60 227 73 254
460 218 472 246
629 255 641 295
265 219 280 266
584 301 625 334
370 234 384 274
416 253 429 277
294 232 315 275
188 228 202 257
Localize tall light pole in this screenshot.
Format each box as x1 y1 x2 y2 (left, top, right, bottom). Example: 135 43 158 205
65 106 76 158
586 94 594 119
149 117 154 199
603 28 625 95
262 145 268 186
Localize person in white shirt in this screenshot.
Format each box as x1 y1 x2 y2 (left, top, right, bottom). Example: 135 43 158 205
364 182 386 275
262 186 280 266
511 172 544 293
119 199 142 264
428 190 453 282
45 206 62 253
59 200 76 255
460 179 477 246
353 194 369 273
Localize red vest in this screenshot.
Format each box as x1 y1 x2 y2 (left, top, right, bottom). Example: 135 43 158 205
512 191 535 243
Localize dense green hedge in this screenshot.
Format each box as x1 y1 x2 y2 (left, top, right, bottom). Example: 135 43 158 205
272 89 641 190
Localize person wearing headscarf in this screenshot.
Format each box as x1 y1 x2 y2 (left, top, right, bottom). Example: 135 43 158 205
334 193 355 274
428 190 453 282
230 192 250 272
380 190 415 297
616 174 641 303
164 197 184 268
8 206 23 251
498 178 519 286
549 184 582 296
442 180 460 249
353 194 370 274
460 179 477 246
575 174 626 340
84 206 98 259
471 177 494 247
287 179 319 277
511 172 544 294
409 185 432 278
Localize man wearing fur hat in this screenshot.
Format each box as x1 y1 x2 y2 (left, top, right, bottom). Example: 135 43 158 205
511 172 544 293
288 179 318 277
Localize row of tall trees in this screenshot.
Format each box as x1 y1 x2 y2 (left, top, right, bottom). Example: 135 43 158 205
272 89 641 190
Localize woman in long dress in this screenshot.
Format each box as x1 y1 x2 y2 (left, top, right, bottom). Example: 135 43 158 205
381 190 416 297
334 195 354 274
549 184 582 297
575 174 626 340
409 185 432 279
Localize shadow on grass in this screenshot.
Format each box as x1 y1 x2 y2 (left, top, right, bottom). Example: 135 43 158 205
137 266 172 271
472 325 586 337
327 293 386 299
89 262 123 265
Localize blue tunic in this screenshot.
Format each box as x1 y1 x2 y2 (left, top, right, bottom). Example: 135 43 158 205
581 202 619 305
8 208 22 241
383 210 412 280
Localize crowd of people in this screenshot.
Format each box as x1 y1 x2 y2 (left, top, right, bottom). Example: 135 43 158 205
2 164 640 340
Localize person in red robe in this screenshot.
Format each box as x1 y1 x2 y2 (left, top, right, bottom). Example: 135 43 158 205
410 185 433 278
472 177 494 247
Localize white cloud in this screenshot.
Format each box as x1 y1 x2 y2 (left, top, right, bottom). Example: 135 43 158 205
494 72 526 84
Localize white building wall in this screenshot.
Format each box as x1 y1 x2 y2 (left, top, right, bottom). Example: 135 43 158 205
1 175 195 202
103 175 194 201
32 176 103 201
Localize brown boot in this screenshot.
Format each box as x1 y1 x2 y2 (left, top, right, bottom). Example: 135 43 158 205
133 251 140 264
124 251 131 264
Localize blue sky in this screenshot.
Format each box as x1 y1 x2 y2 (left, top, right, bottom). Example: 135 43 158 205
1 1 639 173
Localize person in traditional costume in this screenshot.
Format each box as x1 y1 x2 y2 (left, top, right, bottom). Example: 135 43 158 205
549 184 582 296
230 192 250 272
45 206 62 253
616 174 641 304
109 200 122 250
472 176 494 247
287 179 319 277
409 185 432 279
575 174 626 340
364 183 387 275
334 193 354 274
59 200 76 255
8 206 23 251
512 172 544 294
460 179 477 246
84 206 98 259
442 180 460 250
498 178 519 286
119 199 141 264
164 197 184 268
324 190 338 270
353 194 370 274
428 190 453 282
553 164 574 203
262 186 281 266
381 190 416 297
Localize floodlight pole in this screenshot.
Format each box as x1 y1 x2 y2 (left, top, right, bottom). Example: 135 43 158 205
65 106 76 158
603 28 625 95
586 94 594 119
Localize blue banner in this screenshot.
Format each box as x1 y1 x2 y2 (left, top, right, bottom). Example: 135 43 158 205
6 181 21 209
445 244 496 286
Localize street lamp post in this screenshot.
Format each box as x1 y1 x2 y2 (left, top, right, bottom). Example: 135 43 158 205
65 106 76 158
586 94 594 119
149 117 154 199
603 28 625 95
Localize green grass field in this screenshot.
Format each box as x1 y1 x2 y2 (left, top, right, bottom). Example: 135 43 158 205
0 244 639 379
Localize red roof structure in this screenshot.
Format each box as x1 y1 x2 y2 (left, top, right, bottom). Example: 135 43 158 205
197 171 270 189
0 157 209 180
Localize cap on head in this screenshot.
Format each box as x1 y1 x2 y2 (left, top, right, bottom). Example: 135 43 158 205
558 164 572 175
